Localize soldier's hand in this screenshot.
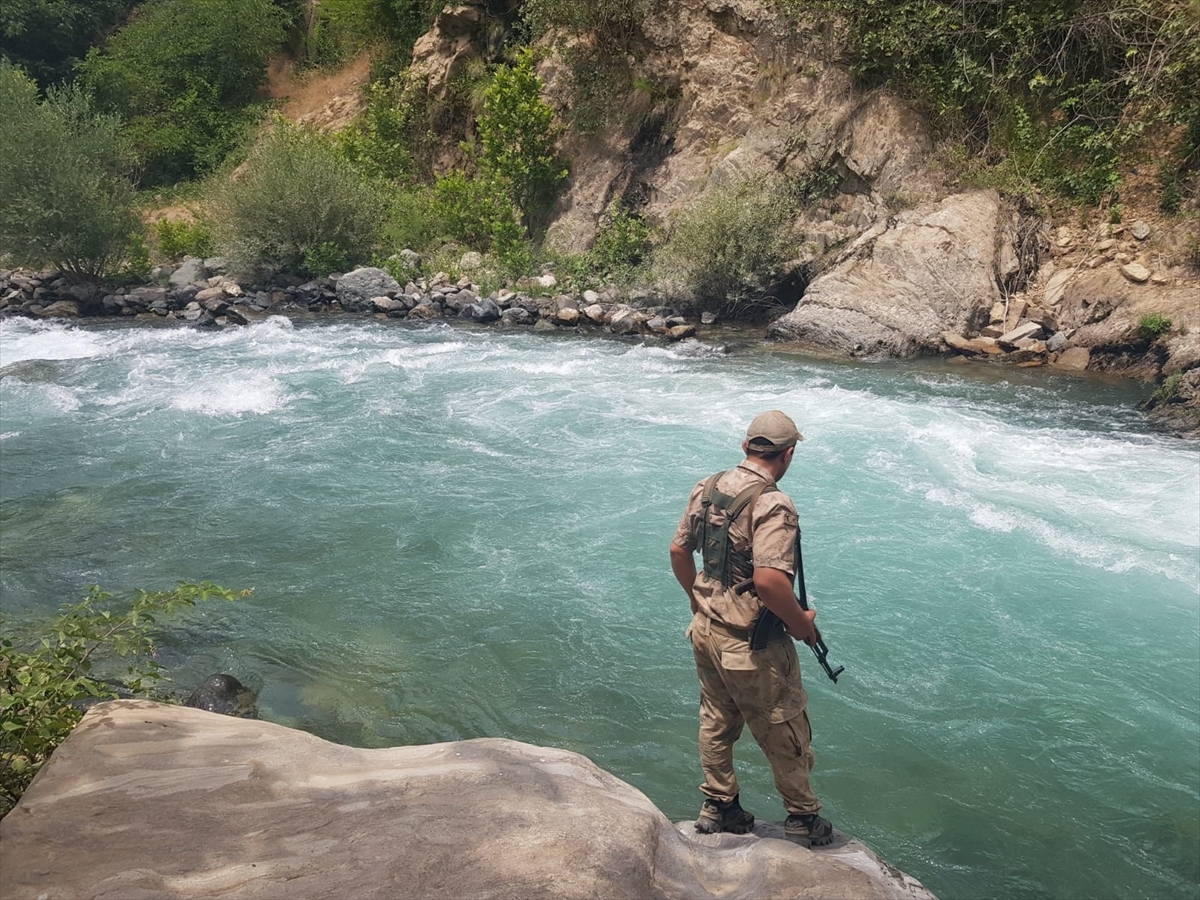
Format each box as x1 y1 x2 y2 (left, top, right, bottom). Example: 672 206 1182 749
787 609 818 646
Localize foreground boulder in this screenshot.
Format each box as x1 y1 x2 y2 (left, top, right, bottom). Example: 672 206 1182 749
0 701 934 900
769 190 1030 356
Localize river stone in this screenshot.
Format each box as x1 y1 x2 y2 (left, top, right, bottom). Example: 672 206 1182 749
337 267 401 311
184 674 257 717
1130 221 1151 240
169 257 207 287
997 322 1044 345
555 307 582 325
1120 263 1151 284
667 323 697 341
501 306 533 325
1054 346 1091 370
371 296 405 313
768 190 1014 356
1043 269 1075 306
583 303 607 323
462 298 501 322
407 303 440 319
0 701 934 900
37 300 81 318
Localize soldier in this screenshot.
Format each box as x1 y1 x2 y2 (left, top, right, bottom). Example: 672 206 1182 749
669 410 834 847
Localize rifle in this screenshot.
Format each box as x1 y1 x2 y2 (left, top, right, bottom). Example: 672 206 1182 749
733 537 844 683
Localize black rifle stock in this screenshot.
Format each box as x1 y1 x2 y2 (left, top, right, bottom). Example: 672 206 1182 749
733 542 844 683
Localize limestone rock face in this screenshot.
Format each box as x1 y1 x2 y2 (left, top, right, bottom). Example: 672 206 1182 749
768 191 1010 356
0 701 934 900
527 0 938 252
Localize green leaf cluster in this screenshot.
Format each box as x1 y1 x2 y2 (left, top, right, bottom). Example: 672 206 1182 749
0 63 141 281
153 219 214 262
0 582 249 816
1139 312 1173 340
777 0 1200 206
0 0 136 87
654 174 800 313
208 119 388 278
77 0 287 185
476 49 569 234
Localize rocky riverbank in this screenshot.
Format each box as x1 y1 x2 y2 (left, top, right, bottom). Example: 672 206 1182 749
0 700 936 900
0 259 709 342
3 225 1197 437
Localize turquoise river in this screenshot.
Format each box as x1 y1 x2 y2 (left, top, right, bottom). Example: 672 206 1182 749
1 316 1197 900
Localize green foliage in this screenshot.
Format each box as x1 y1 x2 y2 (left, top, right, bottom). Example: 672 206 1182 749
521 0 658 48
654 174 799 312
0 581 250 816
591 203 652 273
302 0 440 71
302 241 353 278
0 0 136 87
1151 372 1184 403
153 219 214 261
475 49 568 234
333 73 436 182
77 0 287 185
1139 312 1173 340
209 120 388 277
0 63 141 281
779 0 1200 207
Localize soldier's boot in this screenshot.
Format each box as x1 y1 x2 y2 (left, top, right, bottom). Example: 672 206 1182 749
784 812 835 847
694 794 755 835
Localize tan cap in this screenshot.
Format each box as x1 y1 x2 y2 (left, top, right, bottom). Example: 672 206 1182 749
745 410 803 452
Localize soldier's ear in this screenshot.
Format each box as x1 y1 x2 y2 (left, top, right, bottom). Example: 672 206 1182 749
741 439 749 455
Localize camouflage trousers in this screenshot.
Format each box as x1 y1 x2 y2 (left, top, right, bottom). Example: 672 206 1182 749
687 611 821 815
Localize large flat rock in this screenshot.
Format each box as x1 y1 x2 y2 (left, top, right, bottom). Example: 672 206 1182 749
768 191 1010 356
0 701 935 899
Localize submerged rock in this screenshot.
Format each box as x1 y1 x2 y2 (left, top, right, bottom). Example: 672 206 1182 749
0 701 935 900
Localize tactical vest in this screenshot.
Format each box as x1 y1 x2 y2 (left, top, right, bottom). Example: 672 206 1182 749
698 470 775 588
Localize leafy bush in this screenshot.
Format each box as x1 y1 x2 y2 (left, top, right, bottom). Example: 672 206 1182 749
777 0 1200 206
333 73 436 182
1151 372 1184 404
1139 312 1173 340
591 203 652 274
209 120 388 277
77 0 287 185
0 581 249 816
654 174 798 311
475 49 568 234
0 0 137 87
304 0 442 70
0 63 141 281
153 219 214 261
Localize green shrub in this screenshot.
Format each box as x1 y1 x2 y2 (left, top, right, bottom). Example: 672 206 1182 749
0 0 136 88
0 581 250 816
209 121 388 277
153 219 214 261
77 0 287 185
302 0 441 71
333 73 436 182
654 174 798 311
476 49 569 234
0 63 141 281
1139 312 1173 340
776 0 1199 206
1151 373 1184 404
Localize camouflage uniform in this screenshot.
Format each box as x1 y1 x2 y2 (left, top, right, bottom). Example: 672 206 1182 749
673 459 821 815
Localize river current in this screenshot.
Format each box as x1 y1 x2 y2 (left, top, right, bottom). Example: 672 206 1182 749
1 316 1197 899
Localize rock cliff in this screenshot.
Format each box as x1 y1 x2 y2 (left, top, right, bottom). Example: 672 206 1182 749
0 701 935 899
404 1 1198 434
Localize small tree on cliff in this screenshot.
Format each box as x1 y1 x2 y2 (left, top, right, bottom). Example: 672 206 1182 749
0 62 140 282
475 49 568 235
